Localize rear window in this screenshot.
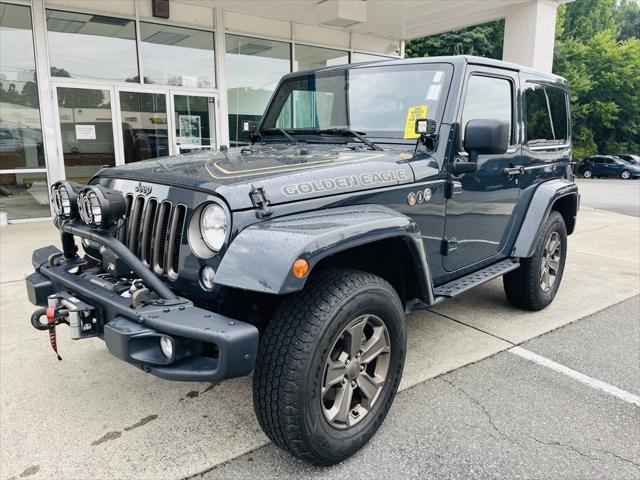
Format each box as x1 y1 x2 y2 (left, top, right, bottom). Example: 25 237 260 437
525 82 568 145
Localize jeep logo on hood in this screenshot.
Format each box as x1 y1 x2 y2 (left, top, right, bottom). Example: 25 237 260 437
135 182 152 195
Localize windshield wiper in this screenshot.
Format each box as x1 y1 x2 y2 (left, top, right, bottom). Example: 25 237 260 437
318 128 383 151
261 128 298 144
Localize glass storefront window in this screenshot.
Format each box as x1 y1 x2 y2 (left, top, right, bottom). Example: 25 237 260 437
0 3 48 220
0 3 44 170
140 23 215 88
119 91 169 162
0 171 50 220
351 52 395 63
46 10 138 82
174 95 216 153
294 44 349 71
226 34 291 145
56 87 115 183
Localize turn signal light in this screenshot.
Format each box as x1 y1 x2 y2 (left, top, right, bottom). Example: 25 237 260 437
292 258 310 278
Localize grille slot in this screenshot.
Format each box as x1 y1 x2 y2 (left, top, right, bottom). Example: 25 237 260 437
116 194 185 279
153 201 172 275
166 204 186 280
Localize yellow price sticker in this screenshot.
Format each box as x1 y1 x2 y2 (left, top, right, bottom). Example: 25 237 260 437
403 105 429 139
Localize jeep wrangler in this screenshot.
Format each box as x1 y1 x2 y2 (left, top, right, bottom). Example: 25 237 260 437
27 56 578 466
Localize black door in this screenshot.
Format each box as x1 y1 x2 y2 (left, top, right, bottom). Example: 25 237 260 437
443 68 522 272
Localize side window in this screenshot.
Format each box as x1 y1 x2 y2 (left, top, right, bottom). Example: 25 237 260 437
525 82 568 144
461 75 513 144
546 86 568 142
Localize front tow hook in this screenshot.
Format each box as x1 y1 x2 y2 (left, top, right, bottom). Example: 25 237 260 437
31 306 68 360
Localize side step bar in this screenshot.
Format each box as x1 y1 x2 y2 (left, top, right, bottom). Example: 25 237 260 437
434 259 520 299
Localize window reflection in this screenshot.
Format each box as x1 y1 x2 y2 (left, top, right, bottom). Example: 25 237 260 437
141 23 215 88
46 10 138 82
0 3 48 219
461 75 513 143
226 34 291 145
174 95 216 153
294 44 348 71
56 87 115 183
119 91 168 162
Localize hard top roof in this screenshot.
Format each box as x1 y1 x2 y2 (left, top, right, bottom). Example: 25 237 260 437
287 55 565 83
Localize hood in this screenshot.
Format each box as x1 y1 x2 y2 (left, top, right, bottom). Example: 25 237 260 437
96 144 417 210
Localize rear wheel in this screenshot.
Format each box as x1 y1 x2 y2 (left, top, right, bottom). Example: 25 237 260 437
582 169 593 179
621 170 631 180
503 211 567 311
252 269 406 466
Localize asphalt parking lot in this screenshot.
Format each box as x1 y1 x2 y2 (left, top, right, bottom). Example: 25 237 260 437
203 296 640 480
1 179 639 480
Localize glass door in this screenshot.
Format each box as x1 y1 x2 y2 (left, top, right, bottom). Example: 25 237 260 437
53 84 118 183
116 88 170 163
169 92 217 154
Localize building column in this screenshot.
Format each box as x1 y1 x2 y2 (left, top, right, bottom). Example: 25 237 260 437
502 0 560 72
214 7 230 147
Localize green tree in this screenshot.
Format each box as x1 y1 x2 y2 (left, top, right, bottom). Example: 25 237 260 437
617 0 640 40
554 0 640 157
405 20 504 59
560 0 619 41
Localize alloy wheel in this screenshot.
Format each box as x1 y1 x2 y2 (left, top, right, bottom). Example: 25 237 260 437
321 314 390 429
540 231 562 292
583 170 592 178
621 170 630 179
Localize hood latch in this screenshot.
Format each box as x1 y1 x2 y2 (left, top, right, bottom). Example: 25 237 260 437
249 185 272 219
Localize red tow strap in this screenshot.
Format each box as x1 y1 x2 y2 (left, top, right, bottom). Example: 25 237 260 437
46 307 62 361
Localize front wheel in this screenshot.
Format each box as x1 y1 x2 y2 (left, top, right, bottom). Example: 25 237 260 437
621 170 631 180
503 211 567 311
582 169 593 179
252 269 406 466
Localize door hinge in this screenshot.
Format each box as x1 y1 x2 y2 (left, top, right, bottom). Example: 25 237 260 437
445 180 462 199
441 237 458 256
249 184 272 219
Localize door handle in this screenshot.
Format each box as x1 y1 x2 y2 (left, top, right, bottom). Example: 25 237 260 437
504 166 525 176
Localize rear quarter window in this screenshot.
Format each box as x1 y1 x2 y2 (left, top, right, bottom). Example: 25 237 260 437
525 82 569 145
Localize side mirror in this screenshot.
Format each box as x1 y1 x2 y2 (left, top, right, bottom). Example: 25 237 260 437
463 119 509 162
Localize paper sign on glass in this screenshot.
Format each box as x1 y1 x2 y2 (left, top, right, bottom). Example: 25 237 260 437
75 124 96 140
403 105 429 139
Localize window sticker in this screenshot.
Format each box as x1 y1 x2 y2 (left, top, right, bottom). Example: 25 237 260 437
403 105 429 139
433 71 444 83
426 84 442 101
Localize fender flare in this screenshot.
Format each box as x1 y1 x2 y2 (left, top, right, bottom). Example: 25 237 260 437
215 205 435 302
510 179 579 258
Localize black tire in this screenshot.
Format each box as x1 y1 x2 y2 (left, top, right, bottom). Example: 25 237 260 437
252 269 406 466
621 170 631 180
503 211 567 311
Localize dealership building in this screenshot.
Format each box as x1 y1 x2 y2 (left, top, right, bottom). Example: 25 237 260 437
0 0 568 222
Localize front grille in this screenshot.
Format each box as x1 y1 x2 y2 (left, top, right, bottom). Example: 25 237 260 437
117 194 186 280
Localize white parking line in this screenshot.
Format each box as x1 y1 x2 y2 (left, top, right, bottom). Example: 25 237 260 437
509 346 640 407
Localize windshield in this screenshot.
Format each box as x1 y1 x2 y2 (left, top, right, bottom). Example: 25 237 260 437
261 63 453 140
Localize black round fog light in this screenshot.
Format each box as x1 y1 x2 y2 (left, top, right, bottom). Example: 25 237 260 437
78 185 126 229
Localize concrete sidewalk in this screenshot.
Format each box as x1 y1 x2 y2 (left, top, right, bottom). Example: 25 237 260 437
1 207 639 480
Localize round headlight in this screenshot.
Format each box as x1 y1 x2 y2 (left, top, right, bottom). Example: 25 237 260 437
200 203 227 251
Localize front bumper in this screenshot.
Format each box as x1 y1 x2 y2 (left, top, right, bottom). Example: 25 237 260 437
26 235 258 382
